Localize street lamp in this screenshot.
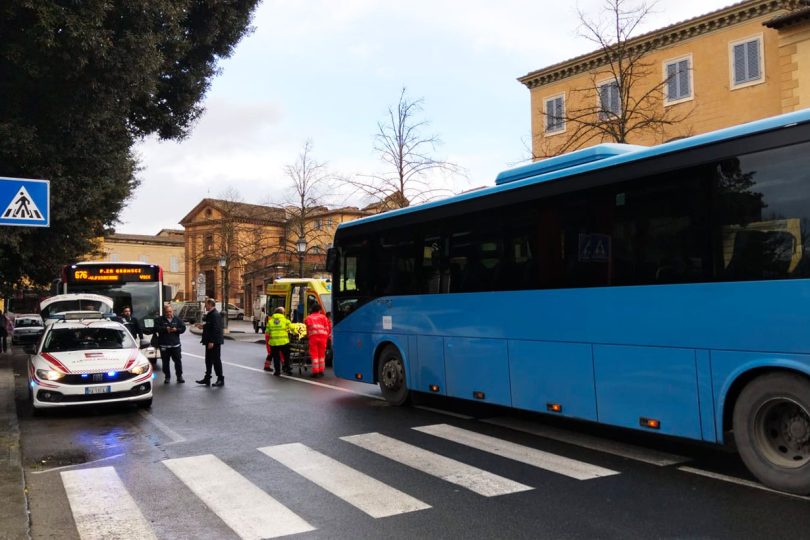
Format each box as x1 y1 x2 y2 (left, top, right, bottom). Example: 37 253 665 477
219 257 228 328
296 237 307 278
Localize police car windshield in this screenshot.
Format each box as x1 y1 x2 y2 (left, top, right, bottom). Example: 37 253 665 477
43 327 136 352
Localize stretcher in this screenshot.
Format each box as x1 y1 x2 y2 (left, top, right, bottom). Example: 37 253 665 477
287 334 311 375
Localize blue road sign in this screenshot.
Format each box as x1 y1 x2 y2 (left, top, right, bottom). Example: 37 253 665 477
0 176 50 227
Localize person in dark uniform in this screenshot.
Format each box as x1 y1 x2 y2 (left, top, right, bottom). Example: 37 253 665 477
196 298 224 387
155 304 186 383
120 306 143 340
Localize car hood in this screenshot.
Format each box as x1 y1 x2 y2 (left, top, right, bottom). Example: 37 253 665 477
38 348 142 374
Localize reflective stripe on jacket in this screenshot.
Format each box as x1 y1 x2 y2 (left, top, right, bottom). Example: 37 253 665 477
304 312 330 337
266 313 291 346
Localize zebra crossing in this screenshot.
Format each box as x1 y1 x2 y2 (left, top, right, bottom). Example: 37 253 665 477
58 422 667 539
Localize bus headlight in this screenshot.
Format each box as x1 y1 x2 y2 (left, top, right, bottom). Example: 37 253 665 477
36 369 65 381
129 363 149 375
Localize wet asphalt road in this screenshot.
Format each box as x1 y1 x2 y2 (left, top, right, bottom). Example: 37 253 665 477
10 330 810 539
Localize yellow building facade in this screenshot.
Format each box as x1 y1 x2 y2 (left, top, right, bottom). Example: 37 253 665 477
98 229 186 300
520 0 810 157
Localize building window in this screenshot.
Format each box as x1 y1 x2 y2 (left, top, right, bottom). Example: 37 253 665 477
664 56 692 103
598 80 620 120
204 234 213 251
315 219 322 230
326 217 333 228
170 256 179 273
139 254 149 263
544 95 565 133
731 36 763 87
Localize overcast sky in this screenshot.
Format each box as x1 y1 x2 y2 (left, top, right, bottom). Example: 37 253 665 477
118 0 734 235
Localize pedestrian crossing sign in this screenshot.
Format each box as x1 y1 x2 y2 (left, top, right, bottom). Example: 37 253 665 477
0 177 50 227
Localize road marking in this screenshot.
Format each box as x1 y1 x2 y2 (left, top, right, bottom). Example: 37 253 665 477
259 443 430 517
61 466 157 540
414 405 475 420
413 424 619 480
137 409 186 444
184 352 384 401
678 466 810 502
31 453 125 475
163 454 314 539
341 432 533 497
482 417 687 466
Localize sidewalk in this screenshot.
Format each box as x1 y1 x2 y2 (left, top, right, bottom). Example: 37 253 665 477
188 319 265 344
0 353 30 540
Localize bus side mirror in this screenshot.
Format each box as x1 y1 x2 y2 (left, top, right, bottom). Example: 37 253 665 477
326 247 336 273
163 285 173 302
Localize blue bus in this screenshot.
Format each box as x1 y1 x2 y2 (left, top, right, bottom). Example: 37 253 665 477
329 109 810 495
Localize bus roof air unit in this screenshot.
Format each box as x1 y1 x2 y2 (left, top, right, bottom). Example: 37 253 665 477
495 143 647 185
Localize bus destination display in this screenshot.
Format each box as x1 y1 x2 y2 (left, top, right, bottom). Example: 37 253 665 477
68 266 158 283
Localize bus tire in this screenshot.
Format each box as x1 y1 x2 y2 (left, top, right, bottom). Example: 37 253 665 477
377 345 409 406
733 372 810 494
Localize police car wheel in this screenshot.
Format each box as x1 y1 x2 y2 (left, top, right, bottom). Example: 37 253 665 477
377 344 408 406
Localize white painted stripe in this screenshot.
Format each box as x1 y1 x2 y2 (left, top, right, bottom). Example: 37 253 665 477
414 424 619 480
678 466 810 502
259 443 430 517
163 454 314 539
184 352 384 401
32 453 124 475
483 417 687 466
61 466 157 540
137 409 186 444
414 405 474 420
341 432 533 497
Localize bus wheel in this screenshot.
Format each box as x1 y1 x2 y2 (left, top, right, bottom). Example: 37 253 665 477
377 345 409 406
733 372 810 494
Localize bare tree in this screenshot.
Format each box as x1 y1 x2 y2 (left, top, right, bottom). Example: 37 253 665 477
537 0 694 157
281 139 335 277
351 87 464 210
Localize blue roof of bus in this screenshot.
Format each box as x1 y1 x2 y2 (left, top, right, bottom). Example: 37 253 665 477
338 108 810 230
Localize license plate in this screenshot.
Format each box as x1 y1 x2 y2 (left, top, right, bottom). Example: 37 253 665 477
85 386 111 395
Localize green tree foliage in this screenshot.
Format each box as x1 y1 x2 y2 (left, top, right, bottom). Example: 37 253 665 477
0 0 259 292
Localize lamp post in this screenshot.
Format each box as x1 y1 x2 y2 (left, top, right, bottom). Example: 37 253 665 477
219 256 228 328
296 237 307 278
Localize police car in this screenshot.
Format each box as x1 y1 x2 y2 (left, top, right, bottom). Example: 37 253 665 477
27 313 154 412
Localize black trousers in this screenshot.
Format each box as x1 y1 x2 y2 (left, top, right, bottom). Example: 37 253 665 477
204 344 223 378
270 343 291 373
160 346 183 378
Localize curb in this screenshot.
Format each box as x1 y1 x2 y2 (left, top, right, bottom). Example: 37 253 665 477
0 354 31 540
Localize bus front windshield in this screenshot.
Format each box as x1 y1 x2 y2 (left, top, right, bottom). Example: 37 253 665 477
67 282 161 327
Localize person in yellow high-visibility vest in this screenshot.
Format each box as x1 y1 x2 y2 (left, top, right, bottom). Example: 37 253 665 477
266 307 292 376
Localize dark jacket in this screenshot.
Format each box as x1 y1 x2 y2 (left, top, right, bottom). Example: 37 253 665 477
201 308 224 345
155 315 186 347
122 316 143 339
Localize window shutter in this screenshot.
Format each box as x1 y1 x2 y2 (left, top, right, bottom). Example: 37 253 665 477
610 83 620 114
747 40 760 80
678 59 690 98
733 43 746 84
667 62 678 99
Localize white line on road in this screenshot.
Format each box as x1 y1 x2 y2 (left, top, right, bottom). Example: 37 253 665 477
61 466 157 540
163 454 315 539
678 466 810 502
137 409 186 444
259 443 430 517
183 352 384 400
414 424 619 480
30 453 124 475
341 432 533 497
482 417 688 466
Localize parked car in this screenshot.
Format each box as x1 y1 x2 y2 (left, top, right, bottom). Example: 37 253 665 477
26 312 153 412
177 303 202 323
12 314 44 345
215 302 244 320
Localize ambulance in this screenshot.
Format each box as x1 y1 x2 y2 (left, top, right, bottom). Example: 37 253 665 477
262 278 333 364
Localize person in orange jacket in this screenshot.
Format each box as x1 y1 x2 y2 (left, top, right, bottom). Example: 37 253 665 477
304 304 330 378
